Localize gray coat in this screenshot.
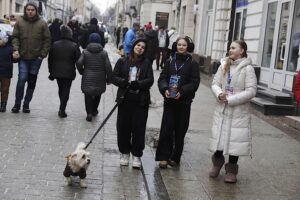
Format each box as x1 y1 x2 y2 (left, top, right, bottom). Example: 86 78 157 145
76 43 112 96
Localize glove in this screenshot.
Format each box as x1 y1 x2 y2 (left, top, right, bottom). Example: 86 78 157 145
48 75 55 81
121 79 130 88
130 81 139 90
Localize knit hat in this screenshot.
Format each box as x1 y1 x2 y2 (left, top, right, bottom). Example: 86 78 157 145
0 31 8 44
60 25 73 39
88 33 101 44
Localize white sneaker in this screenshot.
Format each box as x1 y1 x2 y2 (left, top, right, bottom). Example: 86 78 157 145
120 154 130 166
132 156 142 169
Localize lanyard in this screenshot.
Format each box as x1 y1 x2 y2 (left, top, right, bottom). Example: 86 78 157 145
227 70 232 85
174 54 189 72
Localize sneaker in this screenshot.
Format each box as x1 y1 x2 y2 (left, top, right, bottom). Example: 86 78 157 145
11 104 21 113
132 156 141 169
120 154 130 166
23 104 30 113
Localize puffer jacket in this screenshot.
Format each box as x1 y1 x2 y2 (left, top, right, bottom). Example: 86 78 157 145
0 42 13 78
12 15 51 59
112 57 154 106
158 53 200 104
209 57 257 156
76 43 112 96
48 38 81 80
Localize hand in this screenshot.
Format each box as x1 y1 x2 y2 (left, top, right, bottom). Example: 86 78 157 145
130 81 139 90
218 93 228 104
165 90 171 98
174 92 181 100
13 51 20 59
48 75 55 81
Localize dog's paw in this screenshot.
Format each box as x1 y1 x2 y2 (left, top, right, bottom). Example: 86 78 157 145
66 177 72 186
79 179 87 188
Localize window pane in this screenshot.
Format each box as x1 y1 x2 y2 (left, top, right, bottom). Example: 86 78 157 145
262 2 278 68
208 0 214 10
275 2 291 70
287 0 300 72
240 9 247 40
233 12 241 40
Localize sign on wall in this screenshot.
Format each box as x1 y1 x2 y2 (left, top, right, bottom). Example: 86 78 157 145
155 12 169 28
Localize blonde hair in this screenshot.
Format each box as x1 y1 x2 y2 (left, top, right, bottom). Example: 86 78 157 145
223 57 232 76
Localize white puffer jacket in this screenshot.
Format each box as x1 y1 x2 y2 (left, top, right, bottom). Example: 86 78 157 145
209 57 257 156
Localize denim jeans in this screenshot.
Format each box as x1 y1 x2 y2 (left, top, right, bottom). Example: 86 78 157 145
15 58 42 105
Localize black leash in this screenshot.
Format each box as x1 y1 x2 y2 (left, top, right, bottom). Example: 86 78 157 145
84 89 127 150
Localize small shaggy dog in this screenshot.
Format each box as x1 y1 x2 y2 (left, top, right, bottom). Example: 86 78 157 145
63 142 90 188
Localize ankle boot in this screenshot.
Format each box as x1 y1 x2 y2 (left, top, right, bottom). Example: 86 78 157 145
224 163 239 183
11 104 21 113
209 154 225 178
0 102 7 112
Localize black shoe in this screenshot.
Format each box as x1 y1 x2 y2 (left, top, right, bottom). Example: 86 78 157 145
11 104 21 113
92 110 98 116
58 110 67 118
23 104 30 113
86 114 92 122
0 102 7 112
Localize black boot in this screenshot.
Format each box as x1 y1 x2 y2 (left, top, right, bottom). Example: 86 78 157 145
0 102 7 112
23 104 30 113
11 104 21 113
58 110 67 118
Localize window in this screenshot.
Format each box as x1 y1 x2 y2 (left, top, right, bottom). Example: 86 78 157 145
233 1 248 40
287 0 300 72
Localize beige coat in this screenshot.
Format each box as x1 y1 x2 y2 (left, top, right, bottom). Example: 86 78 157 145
209 57 257 156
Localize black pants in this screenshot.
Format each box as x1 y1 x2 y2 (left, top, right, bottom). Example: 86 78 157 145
117 101 149 157
214 150 239 164
155 101 191 163
56 78 72 111
156 47 167 69
84 94 101 114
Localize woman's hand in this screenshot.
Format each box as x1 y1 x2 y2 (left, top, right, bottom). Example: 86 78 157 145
165 90 171 98
218 93 228 104
174 92 181 100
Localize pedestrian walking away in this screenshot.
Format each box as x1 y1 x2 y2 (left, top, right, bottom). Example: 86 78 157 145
156 26 169 70
0 31 13 112
76 33 112 122
209 40 257 183
11 2 51 114
112 38 154 169
48 25 81 118
155 36 200 168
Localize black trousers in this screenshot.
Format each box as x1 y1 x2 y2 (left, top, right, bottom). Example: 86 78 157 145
155 101 191 163
214 150 239 164
84 94 101 115
56 78 72 111
117 101 149 157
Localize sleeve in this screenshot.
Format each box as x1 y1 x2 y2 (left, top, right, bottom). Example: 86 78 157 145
12 21 20 51
137 60 154 90
76 51 85 75
104 51 113 84
48 47 53 74
227 65 257 106
112 58 128 88
179 60 200 97
41 22 51 57
211 64 224 100
158 59 170 97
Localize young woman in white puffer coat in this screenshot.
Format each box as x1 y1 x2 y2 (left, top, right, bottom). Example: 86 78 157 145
209 40 257 183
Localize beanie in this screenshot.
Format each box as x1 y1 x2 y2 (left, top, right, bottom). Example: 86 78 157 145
88 33 101 44
60 25 73 39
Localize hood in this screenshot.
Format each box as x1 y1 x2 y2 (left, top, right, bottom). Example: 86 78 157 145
86 43 103 53
168 29 175 36
144 29 157 38
23 2 40 22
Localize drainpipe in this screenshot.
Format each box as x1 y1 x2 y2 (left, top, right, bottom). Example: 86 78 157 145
227 0 236 55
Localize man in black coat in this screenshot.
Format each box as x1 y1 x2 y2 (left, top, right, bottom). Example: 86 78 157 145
48 25 81 118
49 18 62 44
144 29 158 68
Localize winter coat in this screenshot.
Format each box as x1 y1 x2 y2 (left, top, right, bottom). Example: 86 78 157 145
144 30 158 61
124 28 136 54
76 43 112 96
0 42 13 78
158 53 200 104
12 15 51 59
49 21 62 44
112 57 154 106
293 71 300 106
209 57 257 156
48 38 81 80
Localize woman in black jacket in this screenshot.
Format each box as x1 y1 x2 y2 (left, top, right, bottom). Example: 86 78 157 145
48 25 81 118
155 36 200 168
112 38 154 169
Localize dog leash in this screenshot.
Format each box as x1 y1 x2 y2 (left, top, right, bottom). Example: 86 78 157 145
84 88 128 150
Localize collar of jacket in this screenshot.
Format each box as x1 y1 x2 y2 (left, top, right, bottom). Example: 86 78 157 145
23 14 40 22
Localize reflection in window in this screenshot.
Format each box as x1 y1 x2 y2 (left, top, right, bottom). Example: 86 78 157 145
262 2 277 68
233 12 241 40
287 0 300 72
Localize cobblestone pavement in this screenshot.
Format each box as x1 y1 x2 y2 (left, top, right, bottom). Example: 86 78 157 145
0 42 300 200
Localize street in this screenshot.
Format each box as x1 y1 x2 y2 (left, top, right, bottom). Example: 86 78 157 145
0 42 299 200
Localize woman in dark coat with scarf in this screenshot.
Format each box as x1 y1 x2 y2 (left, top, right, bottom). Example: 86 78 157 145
48 25 81 118
155 36 200 168
112 38 154 169
76 33 112 122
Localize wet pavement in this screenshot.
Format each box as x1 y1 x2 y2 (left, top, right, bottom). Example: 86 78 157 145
0 43 299 199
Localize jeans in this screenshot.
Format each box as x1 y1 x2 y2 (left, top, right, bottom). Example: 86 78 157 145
15 58 42 105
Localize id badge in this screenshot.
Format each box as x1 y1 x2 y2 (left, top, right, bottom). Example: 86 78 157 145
169 75 180 98
129 66 137 82
225 85 234 96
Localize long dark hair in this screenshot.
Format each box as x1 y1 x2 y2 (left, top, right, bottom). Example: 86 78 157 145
128 39 147 66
